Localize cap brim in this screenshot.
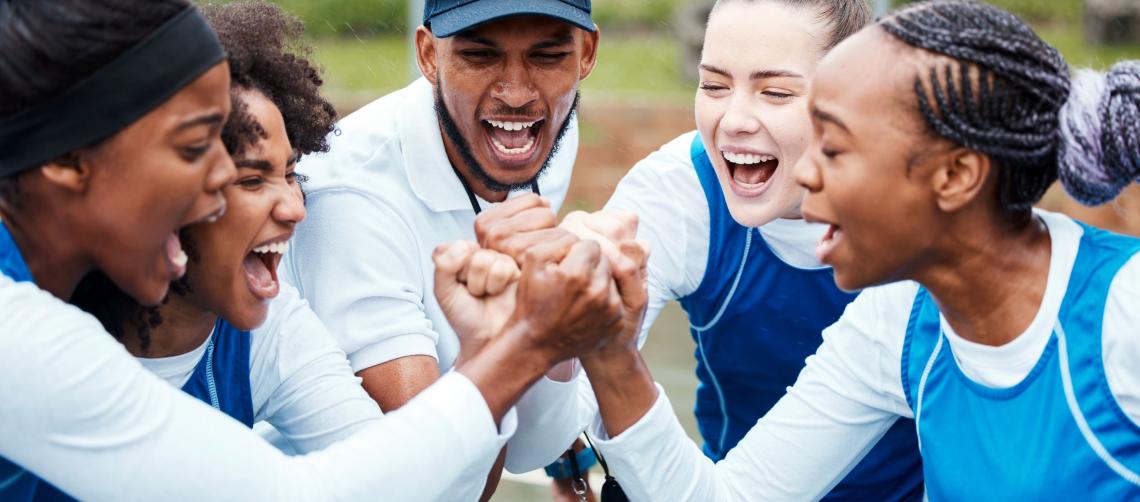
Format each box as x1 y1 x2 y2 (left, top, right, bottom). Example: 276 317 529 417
429 0 596 38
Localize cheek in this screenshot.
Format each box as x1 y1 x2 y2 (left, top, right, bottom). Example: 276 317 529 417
768 103 812 162
694 95 726 139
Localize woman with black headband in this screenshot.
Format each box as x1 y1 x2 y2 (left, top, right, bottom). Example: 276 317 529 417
575 1 1140 499
0 1 629 500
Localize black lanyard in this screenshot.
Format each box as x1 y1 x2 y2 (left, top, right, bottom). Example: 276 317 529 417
452 165 540 215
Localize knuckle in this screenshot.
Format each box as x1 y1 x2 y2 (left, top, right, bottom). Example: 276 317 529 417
473 217 493 238
486 224 510 245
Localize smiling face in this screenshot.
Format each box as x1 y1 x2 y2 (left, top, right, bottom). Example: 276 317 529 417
78 62 235 305
794 28 950 291
417 16 598 195
178 89 305 329
696 1 828 227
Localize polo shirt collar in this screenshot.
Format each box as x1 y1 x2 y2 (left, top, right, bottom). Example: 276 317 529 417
398 78 476 214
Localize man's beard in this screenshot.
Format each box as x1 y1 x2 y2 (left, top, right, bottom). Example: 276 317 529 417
434 82 579 193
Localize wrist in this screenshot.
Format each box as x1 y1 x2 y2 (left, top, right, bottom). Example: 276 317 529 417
499 315 562 370
580 344 641 378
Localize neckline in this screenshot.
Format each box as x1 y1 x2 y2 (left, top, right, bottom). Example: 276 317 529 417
937 211 1081 389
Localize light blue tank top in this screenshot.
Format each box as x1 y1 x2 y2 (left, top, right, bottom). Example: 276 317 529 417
902 222 1140 499
0 223 254 502
678 135 924 500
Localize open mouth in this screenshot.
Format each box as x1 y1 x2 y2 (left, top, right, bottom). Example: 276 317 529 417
722 150 778 197
165 232 189 278
816 223 843 264
242 239 288 301
166 205 226 279
482 118 544 167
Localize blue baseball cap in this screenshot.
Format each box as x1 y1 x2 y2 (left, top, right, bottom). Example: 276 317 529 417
423 0 595 38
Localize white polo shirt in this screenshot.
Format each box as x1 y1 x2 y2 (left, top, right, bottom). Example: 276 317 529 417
283 77 579 473
285 77 574 374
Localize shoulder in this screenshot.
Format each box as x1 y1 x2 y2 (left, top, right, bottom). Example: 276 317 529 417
293 184 421 251
0 277 102 340
297 82 424 195
825 281 921 349
250 283 345 380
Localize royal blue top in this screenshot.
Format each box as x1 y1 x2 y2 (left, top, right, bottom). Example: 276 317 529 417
903 222 1140 498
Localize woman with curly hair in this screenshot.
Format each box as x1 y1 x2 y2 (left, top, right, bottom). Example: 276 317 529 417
64 0 385 460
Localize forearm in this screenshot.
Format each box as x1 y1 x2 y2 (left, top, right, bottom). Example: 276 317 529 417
580 349 658 437
457 320 556 425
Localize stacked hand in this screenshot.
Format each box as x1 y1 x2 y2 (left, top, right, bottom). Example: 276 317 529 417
434 194 650 369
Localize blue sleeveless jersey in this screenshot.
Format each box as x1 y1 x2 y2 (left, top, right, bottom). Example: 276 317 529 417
0 222 255 502
902 222 1140 499
679 135 924 500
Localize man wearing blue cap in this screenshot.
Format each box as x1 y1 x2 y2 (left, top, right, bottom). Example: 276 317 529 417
284 0 599 498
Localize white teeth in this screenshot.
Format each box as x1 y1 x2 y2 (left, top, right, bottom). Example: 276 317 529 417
722 151 776 165
253 241 290 255
172 250 188 267
491 135 537 155
487 120 538 131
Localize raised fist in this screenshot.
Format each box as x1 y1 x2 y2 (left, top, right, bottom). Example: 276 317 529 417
433 241 521 364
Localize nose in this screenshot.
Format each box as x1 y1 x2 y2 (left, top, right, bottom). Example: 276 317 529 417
793 145 822 192
206 144 237 194
490 59 539 110
720 92 763 136
273 184 306 226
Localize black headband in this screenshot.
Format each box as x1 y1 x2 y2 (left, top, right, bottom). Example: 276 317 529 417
0 7 226 176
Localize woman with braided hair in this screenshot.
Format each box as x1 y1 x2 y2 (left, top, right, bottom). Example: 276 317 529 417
573 1 1140 499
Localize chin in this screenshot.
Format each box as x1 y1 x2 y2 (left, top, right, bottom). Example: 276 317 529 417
132 271 172 306
724 198 786 228
832 266 882 293
223 307 268 331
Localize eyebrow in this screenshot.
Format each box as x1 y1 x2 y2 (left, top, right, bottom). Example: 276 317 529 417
234 158 273 172
531 33 574 50
175 112 225 132
455 31 574 51
812 106 851 133
455 33 499 48
698 64 804 81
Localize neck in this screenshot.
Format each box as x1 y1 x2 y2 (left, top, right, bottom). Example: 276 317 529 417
438 125 510 204
915 210 1051 347
0 205 92 300
125 293 216 358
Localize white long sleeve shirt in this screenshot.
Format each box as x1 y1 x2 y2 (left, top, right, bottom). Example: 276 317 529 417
589 210 1140 501
0 274 517 501
137 284 382 455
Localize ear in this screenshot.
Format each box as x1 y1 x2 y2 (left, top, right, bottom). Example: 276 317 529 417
39 152 91 194
577 26 600 81
415 26 439 85
931 148 990 212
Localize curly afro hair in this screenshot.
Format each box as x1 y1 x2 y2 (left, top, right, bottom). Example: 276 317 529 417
69 1 337 351
202 1 337 158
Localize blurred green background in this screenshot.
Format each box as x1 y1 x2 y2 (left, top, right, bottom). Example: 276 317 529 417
201 0 1140 499
215 0 1140 107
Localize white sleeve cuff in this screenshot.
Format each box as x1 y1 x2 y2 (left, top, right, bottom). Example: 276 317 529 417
347 333 439 373
504 372 586 473
588 383 673 444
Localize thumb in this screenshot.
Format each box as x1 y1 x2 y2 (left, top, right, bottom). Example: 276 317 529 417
614 239 650 308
